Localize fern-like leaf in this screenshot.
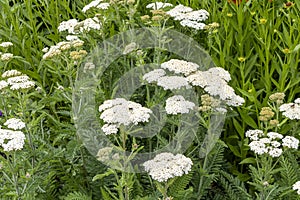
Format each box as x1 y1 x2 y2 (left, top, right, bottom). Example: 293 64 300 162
64 191 91 200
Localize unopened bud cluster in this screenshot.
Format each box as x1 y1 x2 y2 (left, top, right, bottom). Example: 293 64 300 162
269 92 285 105
259 107 274 122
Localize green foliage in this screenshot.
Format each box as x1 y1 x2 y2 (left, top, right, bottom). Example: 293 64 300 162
218 171 251 200
63 191 92 200
0 0 300 199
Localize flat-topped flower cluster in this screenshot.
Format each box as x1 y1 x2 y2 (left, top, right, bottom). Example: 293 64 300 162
143 152 193 182
143 58 244 109
0 69 35 91
98 98 152 135
145 2 210 30
0 118 26 151
246 129 299 157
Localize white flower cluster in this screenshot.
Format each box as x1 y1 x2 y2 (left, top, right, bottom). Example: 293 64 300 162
165 95 195 114
0 53 13 61
156 75 189 90
98 98 152 135
142 69 166 83
187 67 244 106
279 98 300 120
161 59 199 76
58 17 101 34
42 38 85 59
0 118 26 151
82 0 110 13
167 4 209 30
4 118 26 130
246 129 299 157
143 152 193 182
0 42 13 48
143 59 243 108
0 70 35 90
293 181 300 195
146 2 173 10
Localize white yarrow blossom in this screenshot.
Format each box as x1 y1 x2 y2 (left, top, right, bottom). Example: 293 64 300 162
143 69 166 83
80 17 101 32
167 4 209 30
0 42 13 48
6 75 35 90
167 4 193 19
1 53 13 61
246 129 297 157
2 70 22 78
97 3 110 10
180 20 206 30
161 59 199 76
279 101 300 120
99 98 152 135
0 129 26 151
267 132 283 140
182 10 209 22
293 181 300 195
268 148 283 157
82 0 106 12
249 140 268 155
165 95 195 114
157 76 189 90
101 124 119 135
58 19 78 34
187 68 244 106
282 136 299 149
143 152 193 182
245 129 263 141
0 80 8 90
66 35 79 41
4 118 26 130
146 2 173 10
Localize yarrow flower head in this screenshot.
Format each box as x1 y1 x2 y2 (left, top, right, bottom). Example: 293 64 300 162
143 152 193 182
279 98 300 120
1 70 35 90
0 42 13 48
0 118 26 151
156 75 190 90
4 118 26 130
1 53 13 61
82 0 110 13
98 98 152 135
161 59 199 76
165 95 195 114
146 2 173 10
0 80 8 90
143 69 166 83
245 129 264 141
167 4 209 30
293 181 300 195
246 129 298 157
282 136 299 149
58 17 101 34
187 67 244 106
